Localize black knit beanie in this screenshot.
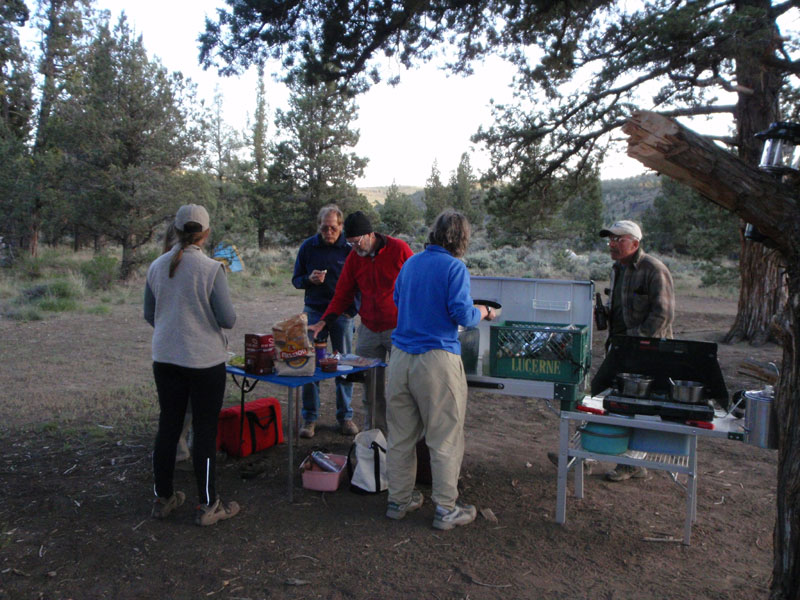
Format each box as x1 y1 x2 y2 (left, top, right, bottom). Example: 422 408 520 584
344 211 373 237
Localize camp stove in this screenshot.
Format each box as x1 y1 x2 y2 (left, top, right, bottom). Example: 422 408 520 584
601 390 716 422
591 336 729 422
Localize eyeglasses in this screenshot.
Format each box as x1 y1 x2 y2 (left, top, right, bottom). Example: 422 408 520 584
319 225 340 233
348 234 367 248
607 235 633 244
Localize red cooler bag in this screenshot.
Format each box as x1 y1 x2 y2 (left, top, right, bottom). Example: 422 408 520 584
217 397 284 458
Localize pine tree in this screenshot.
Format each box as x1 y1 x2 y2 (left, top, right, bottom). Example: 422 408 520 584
423 161 448 224
55 14 205 278
272 73 367 239
378 182 422 235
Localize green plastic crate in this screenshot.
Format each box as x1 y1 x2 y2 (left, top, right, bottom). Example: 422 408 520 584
489 321 590 383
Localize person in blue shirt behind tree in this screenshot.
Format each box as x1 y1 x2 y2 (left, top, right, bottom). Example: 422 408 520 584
292 205 359 438
385 210 497 531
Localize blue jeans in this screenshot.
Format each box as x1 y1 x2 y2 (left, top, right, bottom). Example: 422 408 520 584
302 307 354 423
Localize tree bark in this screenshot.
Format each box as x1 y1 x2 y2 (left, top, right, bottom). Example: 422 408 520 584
624 110 800 600
773 265 800 600
724 239 787 346
728 0 784 346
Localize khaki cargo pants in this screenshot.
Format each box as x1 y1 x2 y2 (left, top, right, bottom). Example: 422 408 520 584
386 348 467 510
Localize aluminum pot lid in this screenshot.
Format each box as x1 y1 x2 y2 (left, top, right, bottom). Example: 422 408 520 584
744 385 775 401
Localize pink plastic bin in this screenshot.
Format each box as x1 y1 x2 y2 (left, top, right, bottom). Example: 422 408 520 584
300 454 347 491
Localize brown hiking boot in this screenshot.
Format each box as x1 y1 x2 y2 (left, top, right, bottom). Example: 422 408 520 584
299 421 316 439
340 419 359 436
195 498 240 526
151 491 185 519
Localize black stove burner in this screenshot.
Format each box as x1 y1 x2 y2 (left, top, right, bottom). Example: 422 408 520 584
602 393 715 422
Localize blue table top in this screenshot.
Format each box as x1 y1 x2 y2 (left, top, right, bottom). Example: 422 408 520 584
225 362 379 388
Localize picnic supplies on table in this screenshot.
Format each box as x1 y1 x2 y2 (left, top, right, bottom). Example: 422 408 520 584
347 429 388 494
217 397 284 458
272 313 316 376
245 333 275 375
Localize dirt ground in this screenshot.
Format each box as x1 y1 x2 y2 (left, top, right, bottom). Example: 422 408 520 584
0 280 782 600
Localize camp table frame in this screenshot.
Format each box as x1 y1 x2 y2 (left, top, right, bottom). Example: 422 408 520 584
555 396 746 545
226 362 383 502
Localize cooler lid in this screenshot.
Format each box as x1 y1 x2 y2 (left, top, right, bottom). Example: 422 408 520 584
591 336 729 407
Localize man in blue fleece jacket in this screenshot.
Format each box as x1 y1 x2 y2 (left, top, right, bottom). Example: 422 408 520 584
385 210 496 531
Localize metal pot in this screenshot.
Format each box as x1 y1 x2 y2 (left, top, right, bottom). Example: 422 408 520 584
616 373 653 398
744 386 777 449
669 379 705 404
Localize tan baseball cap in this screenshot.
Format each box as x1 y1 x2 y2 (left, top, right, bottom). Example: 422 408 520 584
599 220 642 241
175 204 210 232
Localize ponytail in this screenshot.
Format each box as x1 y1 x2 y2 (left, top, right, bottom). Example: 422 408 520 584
168 229 207 277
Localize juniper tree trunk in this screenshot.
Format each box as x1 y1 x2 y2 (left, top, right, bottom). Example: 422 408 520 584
724 242 787 346
772 262 800 600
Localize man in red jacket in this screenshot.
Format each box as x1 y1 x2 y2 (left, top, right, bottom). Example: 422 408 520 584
309 211 413 433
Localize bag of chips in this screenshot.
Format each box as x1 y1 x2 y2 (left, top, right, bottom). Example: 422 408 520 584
272 313 315 376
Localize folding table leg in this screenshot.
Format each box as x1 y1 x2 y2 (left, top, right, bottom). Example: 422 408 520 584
556 415 570 524
683 435 698 545
287 387 294 503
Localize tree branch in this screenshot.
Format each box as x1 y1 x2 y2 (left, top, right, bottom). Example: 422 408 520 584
623 111 798 254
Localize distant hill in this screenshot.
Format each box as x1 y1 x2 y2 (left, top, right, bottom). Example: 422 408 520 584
360 174 663 222
601 173 661 221
359 185 424 206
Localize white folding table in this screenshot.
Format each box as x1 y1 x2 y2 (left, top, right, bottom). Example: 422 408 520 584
555 396 745 545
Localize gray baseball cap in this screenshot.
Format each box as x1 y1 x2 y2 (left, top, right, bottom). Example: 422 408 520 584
175 204 210 232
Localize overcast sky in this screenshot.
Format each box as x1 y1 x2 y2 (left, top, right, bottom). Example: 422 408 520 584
26 0 654 187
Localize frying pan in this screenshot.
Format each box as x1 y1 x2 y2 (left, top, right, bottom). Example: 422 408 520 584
473 299 502 319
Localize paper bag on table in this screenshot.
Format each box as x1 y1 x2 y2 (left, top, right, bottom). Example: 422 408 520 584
272 313 315 376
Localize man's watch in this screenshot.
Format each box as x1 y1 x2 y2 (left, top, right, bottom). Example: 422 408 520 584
487 306 493 320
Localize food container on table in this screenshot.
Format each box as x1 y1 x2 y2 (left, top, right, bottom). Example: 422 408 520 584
319 357 339 373
300 453 347 491
579 422 630 455
245 333 275 374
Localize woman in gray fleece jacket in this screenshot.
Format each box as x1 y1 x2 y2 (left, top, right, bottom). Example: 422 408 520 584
144 204 239 526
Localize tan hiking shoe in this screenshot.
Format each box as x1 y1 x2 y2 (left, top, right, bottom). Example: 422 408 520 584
195 498 240 526
605 464 647 481
340 419 359 436
299 421 316 439
151 491 185 519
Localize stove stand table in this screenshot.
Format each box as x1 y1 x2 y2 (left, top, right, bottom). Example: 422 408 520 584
555 399 744 545
226 363 382 502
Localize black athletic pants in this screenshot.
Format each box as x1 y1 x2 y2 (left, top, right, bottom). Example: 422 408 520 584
152 361 226 505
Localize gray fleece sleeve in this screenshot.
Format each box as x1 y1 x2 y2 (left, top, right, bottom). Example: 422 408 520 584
143 282 156 327
210 267 236 329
